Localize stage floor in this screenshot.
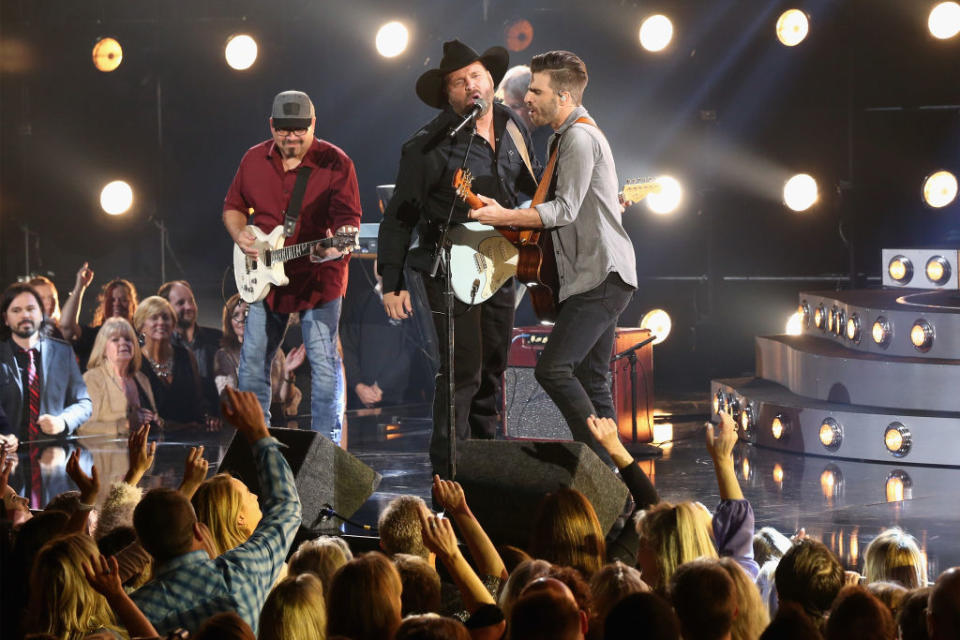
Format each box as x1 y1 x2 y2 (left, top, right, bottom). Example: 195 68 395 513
11 393 960 578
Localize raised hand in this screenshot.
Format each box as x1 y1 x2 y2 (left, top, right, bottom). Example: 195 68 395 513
75 261 95 290
284 344 307 375
432 475 469 516
178 445 209 499
124 424 156 486
418 507 460 563
706 410 739 462
83 553 123 599
220 387 270 444
586 415 633 468
66 449 100 505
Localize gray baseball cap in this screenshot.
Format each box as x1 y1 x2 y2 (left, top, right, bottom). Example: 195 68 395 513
271 90 314 129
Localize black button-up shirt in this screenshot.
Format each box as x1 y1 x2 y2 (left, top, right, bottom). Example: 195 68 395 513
378 102 540 292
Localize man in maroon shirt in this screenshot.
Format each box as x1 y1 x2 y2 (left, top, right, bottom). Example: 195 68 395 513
223 90 360 442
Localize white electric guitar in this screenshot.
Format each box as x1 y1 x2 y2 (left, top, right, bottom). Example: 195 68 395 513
448 171 662 305
234 225 359 303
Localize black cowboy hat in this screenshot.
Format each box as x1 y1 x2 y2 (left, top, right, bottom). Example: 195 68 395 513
416 39 509 109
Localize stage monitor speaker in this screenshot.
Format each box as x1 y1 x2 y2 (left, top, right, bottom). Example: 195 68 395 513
455 440 629 548
219 428 382 531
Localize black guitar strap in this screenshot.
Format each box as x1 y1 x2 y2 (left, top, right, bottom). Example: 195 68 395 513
283 166 313 238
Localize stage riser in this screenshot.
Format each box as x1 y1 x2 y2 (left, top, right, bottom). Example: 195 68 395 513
711 379 960 466
756 335 960 413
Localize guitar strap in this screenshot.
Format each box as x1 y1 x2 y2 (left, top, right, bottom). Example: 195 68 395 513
505 119 538 185
532 116 596 207
283 166 313 238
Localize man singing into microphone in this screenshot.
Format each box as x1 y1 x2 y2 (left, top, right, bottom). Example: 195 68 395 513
378 40 539 476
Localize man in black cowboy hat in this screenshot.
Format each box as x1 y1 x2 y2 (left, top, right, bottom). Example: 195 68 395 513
377 40 540 476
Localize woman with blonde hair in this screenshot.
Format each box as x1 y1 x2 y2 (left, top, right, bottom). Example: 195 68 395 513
326 552 403 640
863 528 926 589
589 560 650 637
192 473 263 557
529 487 607 577
258 573 327 640
718 557 770 640
288 535 354 587
81 317 159 435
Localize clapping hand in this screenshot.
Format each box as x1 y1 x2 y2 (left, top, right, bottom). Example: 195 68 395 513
124 424 156 486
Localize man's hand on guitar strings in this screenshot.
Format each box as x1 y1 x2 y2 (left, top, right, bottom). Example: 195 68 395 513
469 194 511 226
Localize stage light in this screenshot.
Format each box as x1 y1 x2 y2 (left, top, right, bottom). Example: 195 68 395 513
846 314 861 343
92 37 123 72
783 173 818 212
741 457 752 481
375 21 409 58
888 255 913 284
922 170 958 208
910 319 934 352
819 418 842 451
100 180 133 215
639 14 673 52
225 34 257 70
884 423 912 457
640 309 672 345
645 175 682 214
925 255 951 285
834 309 845 337
505 18 534 52
798 301 810 327
827 306 836 333
771 415 788 441
929 2 960 39
885 470 913 502
773 463 784 487
814 304 825 330
740 404 755 432
776 9 810 46
820 466 842 501
872 316 891 347
786 311 803 335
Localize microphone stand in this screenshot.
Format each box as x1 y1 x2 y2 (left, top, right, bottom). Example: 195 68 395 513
610 335 661 458
429 116 478 481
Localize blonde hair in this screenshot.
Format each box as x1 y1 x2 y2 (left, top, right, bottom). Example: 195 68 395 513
590 560 650 630
87 317 142 373
132 295 177 333
258 573 327 640
26 533 126 639
192 473 249 556
864 528 926 589
718 557 770 640
529 488 606 577
378 495 430 560
326 552 403 640
637 501 717 590
288 536 353 589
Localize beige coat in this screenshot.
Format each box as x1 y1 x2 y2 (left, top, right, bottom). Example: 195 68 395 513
79 364 158 436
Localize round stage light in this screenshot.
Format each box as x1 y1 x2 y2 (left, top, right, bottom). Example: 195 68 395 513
888 255 913 284
925 256 951 285
885 470 913 502
100 180 133 215
814 304 825 330
776 9 810 46
872 316 891 348
846 314 861 343
645 175 682 215
375 21 409 58
713 389 726 415
929 1 960 39
771 415 788 441
92 37 123 72
819 418 842 451
910 319 934 352
834 309 845 336
640 309 672 345
884 422 912 458
922 170 958 208
827 306 836 333
639 14 674 52
798 301 811 327
773 463 784 486
225 34 258 70
783 173 818 212
820 465 842 501
786 311 804 336
740 404 755 432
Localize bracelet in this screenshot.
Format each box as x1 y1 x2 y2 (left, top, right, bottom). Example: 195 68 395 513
76 502 95 511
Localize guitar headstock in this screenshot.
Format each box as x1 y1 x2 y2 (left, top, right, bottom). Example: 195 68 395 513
332 228 360 252
620 177 662 205
453 168 475 200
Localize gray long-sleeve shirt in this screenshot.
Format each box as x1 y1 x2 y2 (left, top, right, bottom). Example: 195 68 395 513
534 106 638 301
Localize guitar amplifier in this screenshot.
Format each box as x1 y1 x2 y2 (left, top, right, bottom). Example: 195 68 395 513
502 326 654 443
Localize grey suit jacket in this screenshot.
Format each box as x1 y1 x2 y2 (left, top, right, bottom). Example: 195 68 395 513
0 336 92 437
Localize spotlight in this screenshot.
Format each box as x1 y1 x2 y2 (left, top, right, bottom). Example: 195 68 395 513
819 418 842 451
929 1 960 39
834 309 845 337
925 256 951 285
798 301 810 327
640 309 672 345
776 9 810 46
846 314 861 343
504 18 534 52
814 304 825 330
375 21 409 58
910 319 934 352
92 37 123 72
771 414 788 441
100 180 133 215
645 175 682 215
827 306 836 333
922 170 958 208
884 422 912 458
639 14 674 52
740 404 755 432
783 173 818 212
887 255 913 284
786 311 803 336
872 316 891 347
225 34 258 70
885 470 913 502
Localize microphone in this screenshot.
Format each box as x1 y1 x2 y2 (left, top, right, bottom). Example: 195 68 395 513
448 98 488 138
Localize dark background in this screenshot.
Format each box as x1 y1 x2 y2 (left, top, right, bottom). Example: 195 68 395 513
1 0 958 391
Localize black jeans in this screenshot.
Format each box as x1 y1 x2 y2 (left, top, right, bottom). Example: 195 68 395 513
423 276 515 475
534 273 635 467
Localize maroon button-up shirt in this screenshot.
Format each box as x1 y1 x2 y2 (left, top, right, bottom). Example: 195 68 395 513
223 137 363 313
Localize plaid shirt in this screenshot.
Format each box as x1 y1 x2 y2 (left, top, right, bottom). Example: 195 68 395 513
131 438 301 634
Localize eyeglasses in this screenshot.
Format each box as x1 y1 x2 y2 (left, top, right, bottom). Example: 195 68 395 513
275 127 308 137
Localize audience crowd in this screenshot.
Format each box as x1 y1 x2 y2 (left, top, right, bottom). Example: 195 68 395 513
1 273 957 640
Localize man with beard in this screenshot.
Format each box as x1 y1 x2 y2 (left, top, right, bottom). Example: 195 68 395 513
223 90 360 443
378 40 539 475
0 283 91 450
469 51 637 467
158 280 223 415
